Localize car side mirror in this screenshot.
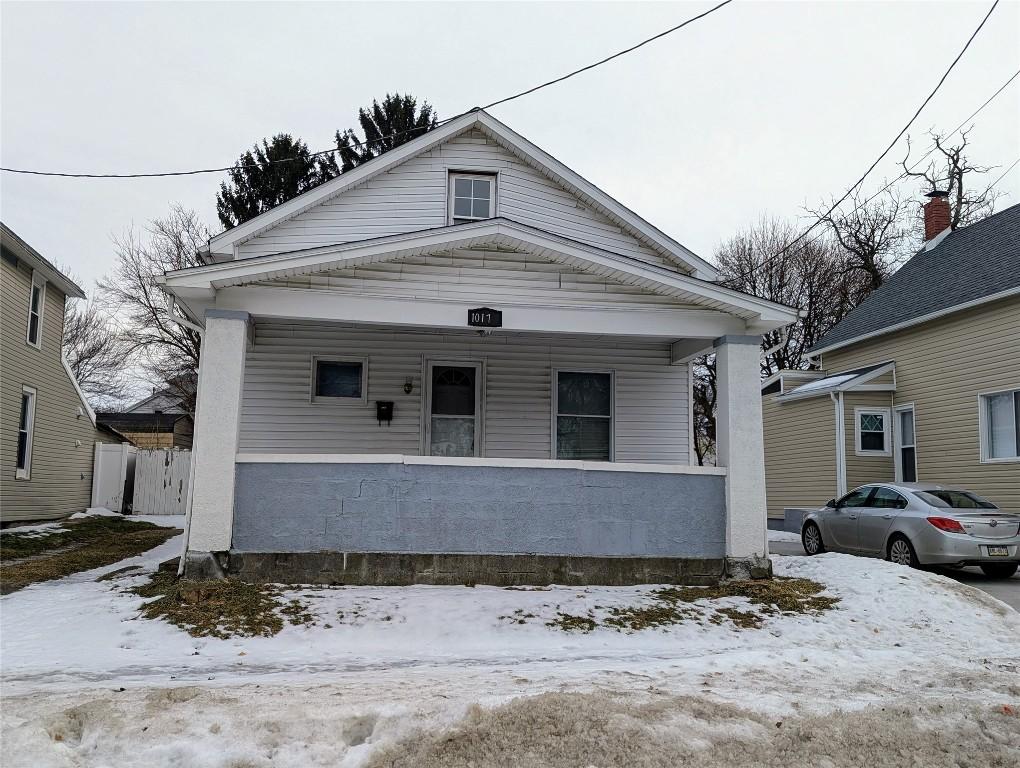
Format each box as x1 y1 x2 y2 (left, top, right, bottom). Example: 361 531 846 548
826 499 837 508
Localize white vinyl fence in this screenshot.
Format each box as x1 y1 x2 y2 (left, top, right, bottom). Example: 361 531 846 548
91 443 137 513
132 449 192 516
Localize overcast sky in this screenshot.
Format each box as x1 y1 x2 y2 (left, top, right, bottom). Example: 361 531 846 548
2 1 1018 295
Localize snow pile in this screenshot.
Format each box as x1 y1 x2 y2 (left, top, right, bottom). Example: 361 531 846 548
68 507 122 519
767 529 801 543
0 522 63 539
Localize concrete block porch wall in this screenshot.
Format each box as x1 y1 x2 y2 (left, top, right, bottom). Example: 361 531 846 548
209 458 757 586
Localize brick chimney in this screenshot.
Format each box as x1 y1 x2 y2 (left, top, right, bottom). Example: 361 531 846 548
923 190 951 241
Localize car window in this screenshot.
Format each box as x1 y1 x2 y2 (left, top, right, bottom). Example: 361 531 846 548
870 487 907 510
914 490 998 509
837 488 873 508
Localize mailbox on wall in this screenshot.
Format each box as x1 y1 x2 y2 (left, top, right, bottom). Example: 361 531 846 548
376 401 394 425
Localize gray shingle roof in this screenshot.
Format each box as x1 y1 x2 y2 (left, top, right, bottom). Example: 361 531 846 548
810 203 1020 354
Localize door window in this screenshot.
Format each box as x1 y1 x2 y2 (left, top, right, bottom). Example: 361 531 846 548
429 364 479 457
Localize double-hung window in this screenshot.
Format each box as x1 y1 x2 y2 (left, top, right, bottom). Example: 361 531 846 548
854 407 890 456
16 387 36 479
980 388 1020 461
449 173 495 224
555 371 613 461
27 272 45 348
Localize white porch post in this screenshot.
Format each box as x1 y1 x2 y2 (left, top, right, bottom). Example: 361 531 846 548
188 310 250 553
714 334 768 565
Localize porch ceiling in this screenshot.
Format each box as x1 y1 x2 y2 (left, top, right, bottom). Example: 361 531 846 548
160 219 799 338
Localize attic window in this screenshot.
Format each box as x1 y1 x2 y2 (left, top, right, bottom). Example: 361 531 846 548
449 173 494 224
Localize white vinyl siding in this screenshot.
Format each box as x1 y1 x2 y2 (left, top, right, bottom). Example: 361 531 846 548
236 129 672 269
239 322 690 464
257 247 695 310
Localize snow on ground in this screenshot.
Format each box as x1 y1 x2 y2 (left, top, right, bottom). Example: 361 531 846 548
0 521 63 538
2 539 1018 767
767 528 801 543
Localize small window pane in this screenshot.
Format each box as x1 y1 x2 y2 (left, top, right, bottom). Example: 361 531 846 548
453 197 472 218
901 447 917 482
472 179 490 199
860 414 884 433
30 285 41 312
454 178 472 197
16 433 28 470
558 372 611 416
19 393 30 430
557 416 610 460
315 361 362 399
471 198 490 218
28 314 39 344
861 431 885 451
898 410 914 445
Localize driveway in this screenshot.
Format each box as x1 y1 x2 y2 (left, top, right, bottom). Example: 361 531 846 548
769 539 1020 611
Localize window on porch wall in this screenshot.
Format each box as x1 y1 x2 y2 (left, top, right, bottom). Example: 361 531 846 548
556 371 612 461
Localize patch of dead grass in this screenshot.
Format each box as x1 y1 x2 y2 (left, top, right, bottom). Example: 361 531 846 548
0 518 179 594
129 572 314 639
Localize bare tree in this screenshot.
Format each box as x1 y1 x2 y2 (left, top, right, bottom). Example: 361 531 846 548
810 188 908 291
716 217 870 377
62 299 130 408
901 128 1002 231
691 356 716 466
97 205 207 414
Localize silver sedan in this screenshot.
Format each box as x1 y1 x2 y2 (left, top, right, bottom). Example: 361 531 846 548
801 482 1020 579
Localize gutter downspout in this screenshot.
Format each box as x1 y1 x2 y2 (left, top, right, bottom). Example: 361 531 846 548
830 392 847 498
166 298 204 576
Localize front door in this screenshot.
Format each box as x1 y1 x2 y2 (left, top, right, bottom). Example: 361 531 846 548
427 362 481 457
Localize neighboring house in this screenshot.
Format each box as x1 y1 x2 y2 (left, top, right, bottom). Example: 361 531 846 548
0 223 124 523
97 382 194 449
763 197 1020 525
160 109 799 584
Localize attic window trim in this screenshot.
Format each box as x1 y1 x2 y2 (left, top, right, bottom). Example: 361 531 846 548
448 171 497 225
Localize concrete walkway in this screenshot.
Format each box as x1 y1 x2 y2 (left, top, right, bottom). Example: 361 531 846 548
769 540 1020 612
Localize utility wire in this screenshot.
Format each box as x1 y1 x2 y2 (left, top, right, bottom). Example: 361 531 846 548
0 0 734 180
988 157 1020 189
766 66 1020 263
727 0 1001 282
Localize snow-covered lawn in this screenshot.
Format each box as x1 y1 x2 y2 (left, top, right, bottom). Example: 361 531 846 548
2 535 1018 767
767 528 802 543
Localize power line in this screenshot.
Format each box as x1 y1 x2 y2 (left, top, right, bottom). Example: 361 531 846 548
774 67 1019 260
728 0 1001 282
0 0 734 180
989 157 1020 189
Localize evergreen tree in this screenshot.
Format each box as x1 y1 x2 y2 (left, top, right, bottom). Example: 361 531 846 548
335 93 438 171
215 134 339 229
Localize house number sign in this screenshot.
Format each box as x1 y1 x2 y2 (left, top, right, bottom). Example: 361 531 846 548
468 307 502 328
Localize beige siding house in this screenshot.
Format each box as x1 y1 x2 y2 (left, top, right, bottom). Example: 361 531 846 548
763 198 1020 525
1 224 122 523
159 109 799 585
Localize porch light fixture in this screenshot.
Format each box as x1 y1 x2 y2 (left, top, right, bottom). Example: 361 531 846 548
403 377 414 394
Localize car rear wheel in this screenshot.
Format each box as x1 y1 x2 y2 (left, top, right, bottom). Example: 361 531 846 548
887 535 920 568
979 563 1019 579
802 522 825 555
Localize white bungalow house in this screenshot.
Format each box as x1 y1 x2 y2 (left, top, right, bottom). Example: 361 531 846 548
160 109 798 585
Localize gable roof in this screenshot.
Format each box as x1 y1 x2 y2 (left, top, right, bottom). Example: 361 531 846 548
810 204 1020 356
204 110 718 280
1 222 86 299
166 218 797 330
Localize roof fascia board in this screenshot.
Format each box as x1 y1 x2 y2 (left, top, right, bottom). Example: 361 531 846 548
1 224 86 299
811 285 1020 357
167 219 797 324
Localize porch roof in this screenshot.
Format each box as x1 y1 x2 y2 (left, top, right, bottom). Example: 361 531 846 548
160 218 799 334
776 361 896 402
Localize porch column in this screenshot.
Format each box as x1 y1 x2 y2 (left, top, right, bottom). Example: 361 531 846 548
188 310 250 554
714 334 768 569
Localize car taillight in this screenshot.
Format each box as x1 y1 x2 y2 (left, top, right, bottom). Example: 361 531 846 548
927 516 965 533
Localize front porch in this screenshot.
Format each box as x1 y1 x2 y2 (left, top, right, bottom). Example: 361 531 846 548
162 222 793 585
